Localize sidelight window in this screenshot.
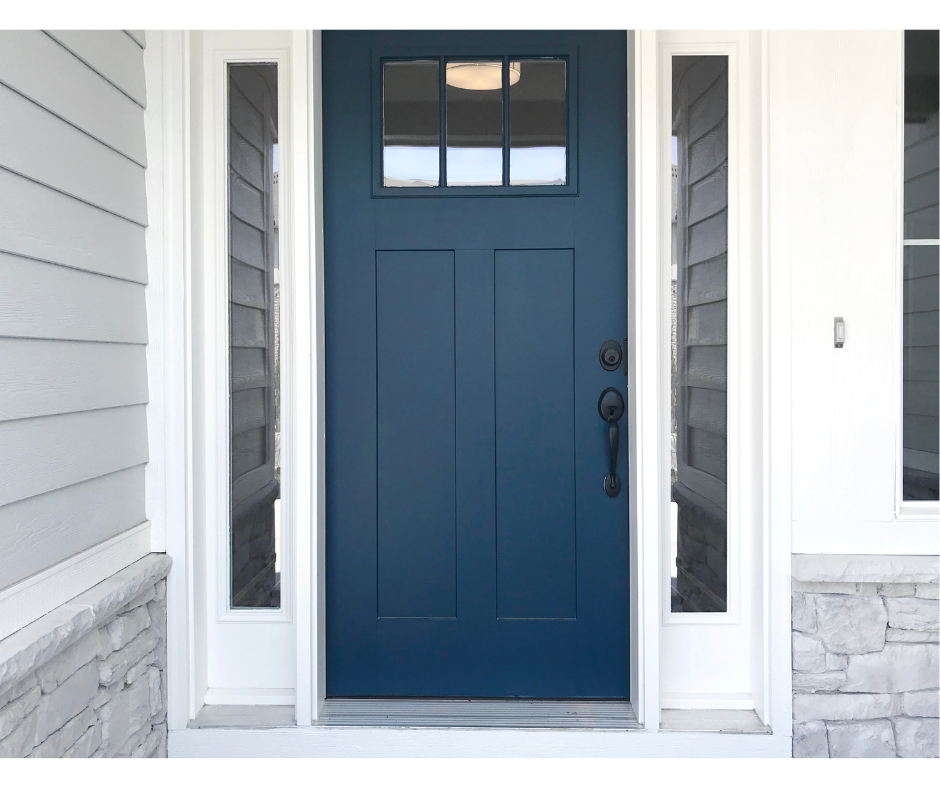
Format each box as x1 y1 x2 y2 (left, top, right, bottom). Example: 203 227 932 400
378 54 574 194
228 63 281 608
901 30 939 502
669 55 729 613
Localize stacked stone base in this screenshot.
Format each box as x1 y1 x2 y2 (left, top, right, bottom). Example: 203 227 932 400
0 555 169 758
791 555 939 758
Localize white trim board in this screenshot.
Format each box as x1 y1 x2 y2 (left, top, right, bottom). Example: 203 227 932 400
169 726 791 758
0 521 151 642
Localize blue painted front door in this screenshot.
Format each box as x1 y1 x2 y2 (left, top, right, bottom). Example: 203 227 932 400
324 31 629 698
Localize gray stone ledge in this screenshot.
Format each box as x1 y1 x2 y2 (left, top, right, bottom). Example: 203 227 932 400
0 555 170 698
793 554 939 585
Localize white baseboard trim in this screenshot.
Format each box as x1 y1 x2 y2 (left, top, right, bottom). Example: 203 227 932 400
791 520 939 555
660 692 754 710
170 726 792 758
0 521 151 642
204 687 296 706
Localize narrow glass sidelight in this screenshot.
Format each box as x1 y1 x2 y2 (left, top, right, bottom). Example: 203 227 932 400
670 56 729 613
902 30 939 501
383 60 440 187
510 58 567 185
228 64 281 608
446 59 504 186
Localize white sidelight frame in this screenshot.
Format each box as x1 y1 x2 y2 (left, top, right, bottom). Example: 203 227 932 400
658 33 755 710
147 30 319 725
629 29 791 736
148 28 791 752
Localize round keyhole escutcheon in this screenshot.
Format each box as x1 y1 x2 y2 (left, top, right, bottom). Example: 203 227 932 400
599 340 622 371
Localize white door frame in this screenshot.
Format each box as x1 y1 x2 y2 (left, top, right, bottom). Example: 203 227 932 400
147 28 792 742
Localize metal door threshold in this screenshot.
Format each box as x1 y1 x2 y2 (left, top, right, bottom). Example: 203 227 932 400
317 699 641 730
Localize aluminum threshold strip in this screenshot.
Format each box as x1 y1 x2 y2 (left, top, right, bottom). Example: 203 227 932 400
316 699 641 730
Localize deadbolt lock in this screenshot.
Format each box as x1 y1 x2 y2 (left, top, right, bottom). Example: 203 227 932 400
599 340 623 372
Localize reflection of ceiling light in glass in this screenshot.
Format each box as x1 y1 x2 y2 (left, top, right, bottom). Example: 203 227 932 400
446 61 521 90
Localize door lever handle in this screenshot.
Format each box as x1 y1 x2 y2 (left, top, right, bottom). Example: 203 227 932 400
597 387 625 498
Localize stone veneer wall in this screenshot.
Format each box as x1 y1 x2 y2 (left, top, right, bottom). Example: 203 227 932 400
791 554 939 758
0 555 170 758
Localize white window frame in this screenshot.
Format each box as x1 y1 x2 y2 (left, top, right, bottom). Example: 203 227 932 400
896 31 940 522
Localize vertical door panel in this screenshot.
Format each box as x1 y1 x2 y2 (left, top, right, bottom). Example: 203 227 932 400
376 251 457 618
495 249 577 619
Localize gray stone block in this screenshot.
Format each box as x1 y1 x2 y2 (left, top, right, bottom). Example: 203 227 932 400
106 605 151 652
118 585 157 615
34 631 99 694
791 581 859 595
147 666 163 716
886 628 939 643
876 583 917 597
826 653 848 670
62 720 102 758
116 722 152 757
92 681 123 710
792 593 817 633
98 628 159 687
0 674 38 710
155 579 166 602
793 632 827 672
827 719 896 757
148 598 167 643
0 708 38 757
885 597 939 631
893 717 939 758
34 660 98 744
125 651 155 687
902 690 940 717
793 692 900 722
0 683 41 740
843 643 940 693
99 672 152 755
916 584 940 600
793 671 846 693
792 554 939 584
815 595 887 654
792 720 829 757
153 722 167 758
28 708 97 758
131 730 161 758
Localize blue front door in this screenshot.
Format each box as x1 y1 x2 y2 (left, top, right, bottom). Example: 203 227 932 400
324 31 629 698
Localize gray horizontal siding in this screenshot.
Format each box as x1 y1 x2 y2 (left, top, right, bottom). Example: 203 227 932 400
0 466 145 591
0 167 147 284
0 252 148 343
0 31 146 166
45 30 147 107
0 30 149 593
0 82 147 224
0 405 148 507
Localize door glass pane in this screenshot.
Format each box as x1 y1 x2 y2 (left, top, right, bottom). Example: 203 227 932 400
228 64 281 608
510 59 567 185
670 56 729 613
902 28 939 501
383 60 440 187
446 59 503 185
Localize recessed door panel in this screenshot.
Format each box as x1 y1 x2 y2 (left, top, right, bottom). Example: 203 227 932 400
495 249 576 619
376 250 457 618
